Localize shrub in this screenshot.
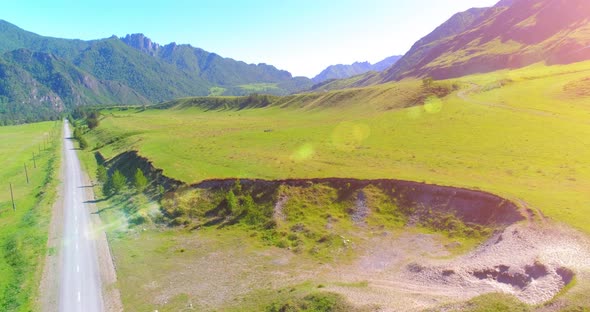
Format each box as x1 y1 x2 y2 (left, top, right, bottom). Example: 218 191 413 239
134 168 148 193
170 217 191 226
422 76 434 87
266 292 353 312
233 179 242 194
111 170 127 194
96 165 107 184
78 136 88 150
102 180 112 197
86 112 100 129
129 213 147 226
73 127 82 140
243 194 266 225
226 190 238 215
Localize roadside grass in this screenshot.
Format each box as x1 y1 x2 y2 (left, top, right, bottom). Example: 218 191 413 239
0 121 61 311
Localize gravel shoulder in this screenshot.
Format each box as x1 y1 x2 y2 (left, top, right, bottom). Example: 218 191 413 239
37 147 66 312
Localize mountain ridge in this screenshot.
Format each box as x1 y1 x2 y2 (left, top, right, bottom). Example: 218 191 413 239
0 20 313 124
3 0 590 124
312 55 402 83
381 0 590 81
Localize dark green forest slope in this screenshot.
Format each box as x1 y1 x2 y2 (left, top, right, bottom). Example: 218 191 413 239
0 20 312 124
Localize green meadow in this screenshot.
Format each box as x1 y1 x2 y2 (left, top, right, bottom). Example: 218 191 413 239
0 121 61 311
86 61 590 234
77 61 590 310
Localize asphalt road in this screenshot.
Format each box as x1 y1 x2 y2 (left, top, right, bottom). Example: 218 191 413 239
58 121 103 312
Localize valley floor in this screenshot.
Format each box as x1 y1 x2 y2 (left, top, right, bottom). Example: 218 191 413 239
76 61 590 311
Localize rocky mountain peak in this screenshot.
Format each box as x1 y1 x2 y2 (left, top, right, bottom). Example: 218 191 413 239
121 33 160 56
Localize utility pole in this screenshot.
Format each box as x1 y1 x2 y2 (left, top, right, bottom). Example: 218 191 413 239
24 163 29 184
9 183 15 211
32 152 37 169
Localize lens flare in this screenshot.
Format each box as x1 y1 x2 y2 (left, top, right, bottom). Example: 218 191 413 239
424 96 443 114
291 143 315 162
331 121 371 152
406 106 423 119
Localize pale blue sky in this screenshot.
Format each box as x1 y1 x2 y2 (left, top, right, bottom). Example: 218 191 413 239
2 0 498 77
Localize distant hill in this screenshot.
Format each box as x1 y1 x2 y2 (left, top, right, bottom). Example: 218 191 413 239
312 55 402 83
382 0 590 81
0 20 313 124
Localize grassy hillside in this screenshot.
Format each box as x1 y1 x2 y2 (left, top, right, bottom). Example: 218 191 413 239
308 71 384 92
382 0 590 81
0 20 91 60
0 121 61 311
72 38 212 102
83 61 590 235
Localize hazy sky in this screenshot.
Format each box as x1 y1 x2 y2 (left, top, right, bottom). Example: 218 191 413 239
3 0 498 77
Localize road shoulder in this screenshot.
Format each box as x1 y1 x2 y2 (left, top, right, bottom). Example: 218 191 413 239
37 136 66 312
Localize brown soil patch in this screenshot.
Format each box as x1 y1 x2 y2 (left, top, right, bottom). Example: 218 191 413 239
563 77 590 97
326 223 590 311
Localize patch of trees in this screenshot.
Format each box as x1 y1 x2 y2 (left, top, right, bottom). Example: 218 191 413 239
86 111 100 129
416 76 460 105
97 166 149 197
72 126 88 150
161 180 273 229
72 107 100 129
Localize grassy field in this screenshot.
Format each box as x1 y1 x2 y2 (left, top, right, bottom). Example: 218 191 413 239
86 61 590 233
0 121 61 311
76 60 590 311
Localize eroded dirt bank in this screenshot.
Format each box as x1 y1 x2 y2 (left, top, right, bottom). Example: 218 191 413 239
99 150 589 311
192 177 526 226
103 150 526 227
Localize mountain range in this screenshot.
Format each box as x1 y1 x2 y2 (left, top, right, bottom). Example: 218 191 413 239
311 55 402 84
2 0 590 124
312 0 590 92
0 20 312 124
